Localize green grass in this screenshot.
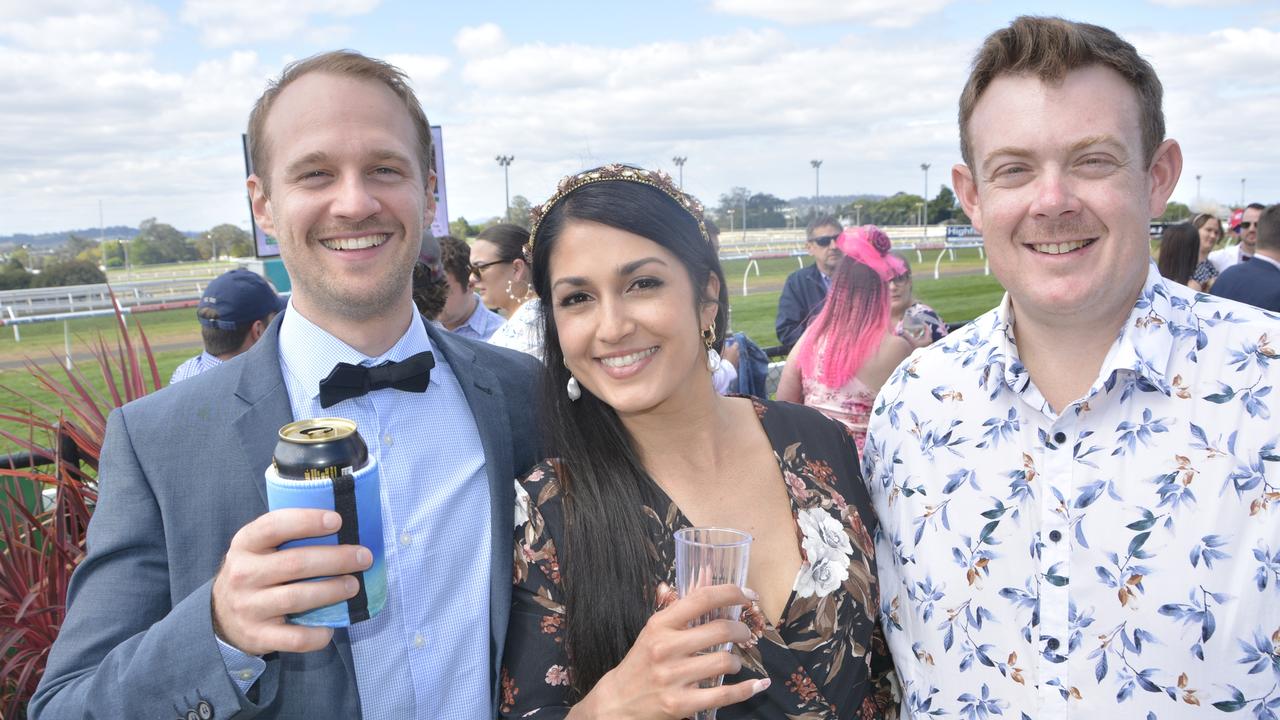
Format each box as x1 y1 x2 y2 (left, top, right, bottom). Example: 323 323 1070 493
726 271 1006 351
0 348 195 455
0 260 1007 454
0 307 200 363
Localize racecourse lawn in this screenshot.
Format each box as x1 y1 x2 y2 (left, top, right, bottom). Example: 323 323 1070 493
0 270 1005 456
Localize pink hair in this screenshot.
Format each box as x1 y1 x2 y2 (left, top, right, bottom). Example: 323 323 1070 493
791 226 902 388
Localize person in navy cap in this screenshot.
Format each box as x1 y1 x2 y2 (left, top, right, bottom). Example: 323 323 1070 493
169 267 287 383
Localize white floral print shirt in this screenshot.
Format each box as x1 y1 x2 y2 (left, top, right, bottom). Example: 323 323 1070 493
863 263 1280 720
488 298 544 363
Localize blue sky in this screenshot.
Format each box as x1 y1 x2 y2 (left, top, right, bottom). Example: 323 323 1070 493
1 0 1277 234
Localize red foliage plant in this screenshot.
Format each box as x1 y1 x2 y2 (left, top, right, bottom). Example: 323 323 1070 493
0 300 161 718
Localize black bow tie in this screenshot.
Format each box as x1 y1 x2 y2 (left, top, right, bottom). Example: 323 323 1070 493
318 351 435 409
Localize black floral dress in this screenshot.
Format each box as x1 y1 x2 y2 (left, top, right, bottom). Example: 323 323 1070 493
501 398 898 719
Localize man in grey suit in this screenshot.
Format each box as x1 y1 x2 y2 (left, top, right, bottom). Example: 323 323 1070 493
32 51 540 719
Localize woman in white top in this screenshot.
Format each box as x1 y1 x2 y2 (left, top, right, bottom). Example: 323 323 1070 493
470 223 544 360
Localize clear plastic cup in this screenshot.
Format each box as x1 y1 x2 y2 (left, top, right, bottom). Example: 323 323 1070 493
673 527 753 720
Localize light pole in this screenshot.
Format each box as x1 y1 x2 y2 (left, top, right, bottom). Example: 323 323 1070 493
495 155 514 218
854 203 863 226
672 156 687 188
741 191 748 239
1241 178 1247 206
727 208 735 233
920 163 931 226
1195 174 1202 207
810 160 822 210
916 202 925 227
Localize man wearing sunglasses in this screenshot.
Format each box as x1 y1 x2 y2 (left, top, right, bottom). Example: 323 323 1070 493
1208 202 1263 273
1212 203 1280 312
775 215 843 351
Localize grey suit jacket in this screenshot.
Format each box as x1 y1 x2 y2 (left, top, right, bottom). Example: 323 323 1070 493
31 314 541 719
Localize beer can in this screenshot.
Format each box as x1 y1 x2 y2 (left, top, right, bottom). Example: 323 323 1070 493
266 417 385 627
273 418 369 480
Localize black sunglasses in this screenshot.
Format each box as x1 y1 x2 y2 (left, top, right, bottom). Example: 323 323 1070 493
469 258 513 280
809 234 839 247
1238 221 1256 230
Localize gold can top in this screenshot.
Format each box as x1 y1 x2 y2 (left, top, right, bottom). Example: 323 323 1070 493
278 418 359 443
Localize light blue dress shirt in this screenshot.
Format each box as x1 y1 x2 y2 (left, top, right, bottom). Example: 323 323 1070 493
218 303 492 718
453 293 506 341
168 351 223 384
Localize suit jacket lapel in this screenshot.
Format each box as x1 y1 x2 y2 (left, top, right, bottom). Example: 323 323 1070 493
425 322 515 705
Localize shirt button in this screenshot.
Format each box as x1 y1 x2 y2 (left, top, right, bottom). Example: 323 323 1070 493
1049 530 1062 542
383 434 393 447
1046 637 1060 650
413 633 425 648
399 531 412 547
1053 431 1067 444
238 669 254 681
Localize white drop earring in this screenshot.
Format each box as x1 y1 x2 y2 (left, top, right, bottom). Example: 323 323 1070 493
566 374 581 401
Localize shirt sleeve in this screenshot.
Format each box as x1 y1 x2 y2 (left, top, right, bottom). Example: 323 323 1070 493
215 636 267 695
501 467 573 719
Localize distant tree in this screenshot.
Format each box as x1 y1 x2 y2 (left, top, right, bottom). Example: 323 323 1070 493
228 237 254 258
505 195 532 229
716 187 751 229
866 193 926 226
928 186 959 224
1160 202 1192 222
130 218 197 264
101 240 126 268
746 193 788 228
59 234 98 262
6 257 25 271
449 216 477 238
198 224 250 260
0 267 33 290
9 247 29 269
32 259 107 288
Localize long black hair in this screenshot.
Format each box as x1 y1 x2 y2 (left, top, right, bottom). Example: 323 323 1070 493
529 176 729 697
1156 222 1199 285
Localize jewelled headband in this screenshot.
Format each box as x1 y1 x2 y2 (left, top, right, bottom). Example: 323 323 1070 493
528 163 711 249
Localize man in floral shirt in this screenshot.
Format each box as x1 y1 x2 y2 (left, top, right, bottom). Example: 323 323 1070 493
864 16 1280 720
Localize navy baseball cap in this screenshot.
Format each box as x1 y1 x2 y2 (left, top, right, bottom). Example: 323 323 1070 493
198 269 287 329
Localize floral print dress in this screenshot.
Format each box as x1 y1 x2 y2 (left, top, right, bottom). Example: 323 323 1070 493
502 398 897 719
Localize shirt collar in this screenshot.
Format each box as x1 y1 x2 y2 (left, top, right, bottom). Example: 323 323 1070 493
985 262 1180 404
278 300 435 401
463 293 491 333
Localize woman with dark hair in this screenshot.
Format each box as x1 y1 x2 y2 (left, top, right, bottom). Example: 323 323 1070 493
1157 222 1213 290
776 226 932 451
471 223 544 359
501 165 893 719
1190 212 1223 291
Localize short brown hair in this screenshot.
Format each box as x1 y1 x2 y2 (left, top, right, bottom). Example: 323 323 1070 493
1258 204 1280 252
959 16 1165 170
438 235 471 288
247 50 434 193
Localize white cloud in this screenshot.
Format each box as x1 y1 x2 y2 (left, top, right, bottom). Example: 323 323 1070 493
1134 26 1280 206
0 1 167 51
437 27 971 222
454 23 508 57
711 0 954 28
179 0 380 47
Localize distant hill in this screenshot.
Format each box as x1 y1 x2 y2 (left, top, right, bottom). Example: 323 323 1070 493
0 226 201 249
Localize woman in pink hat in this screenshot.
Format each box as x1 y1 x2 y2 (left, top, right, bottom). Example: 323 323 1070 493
777 225 932 451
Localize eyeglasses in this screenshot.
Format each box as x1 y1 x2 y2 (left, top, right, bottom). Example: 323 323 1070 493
1238 221 1256 230
809 234 839 247
469 258 513 280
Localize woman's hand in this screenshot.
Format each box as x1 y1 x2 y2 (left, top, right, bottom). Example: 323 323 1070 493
571 584 770 720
